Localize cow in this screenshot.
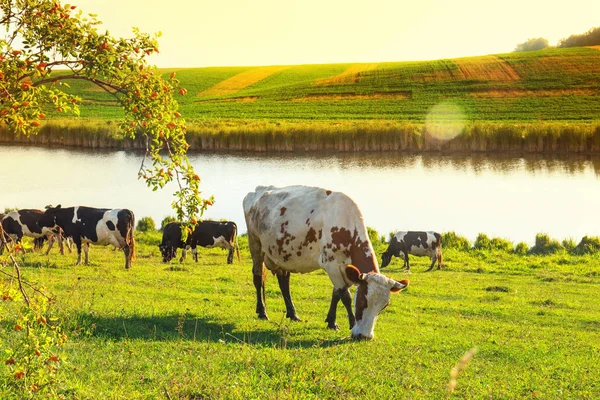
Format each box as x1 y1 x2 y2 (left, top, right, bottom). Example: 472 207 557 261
0 209 67 255
243 185 408 340
380 231 443 271
159 221 240 264
38 205 135 269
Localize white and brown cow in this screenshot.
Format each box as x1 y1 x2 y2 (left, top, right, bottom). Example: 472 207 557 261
0 209 68 255
243 185 408 340
38 205 135 269
159 221 240 264
381 231 443 271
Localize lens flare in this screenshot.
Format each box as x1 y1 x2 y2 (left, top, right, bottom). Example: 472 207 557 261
424 102 466 142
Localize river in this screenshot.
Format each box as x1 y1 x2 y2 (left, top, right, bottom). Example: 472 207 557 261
2 145 599 244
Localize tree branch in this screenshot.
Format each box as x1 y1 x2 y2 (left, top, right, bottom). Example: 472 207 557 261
32 74 127 95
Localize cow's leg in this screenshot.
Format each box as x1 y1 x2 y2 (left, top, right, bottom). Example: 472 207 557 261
180 247 187 263
83 242 90 265
227 244 234 264
437 249 443 270
325 286 355 330
57 233 65 255
192 246 198 262
276 272 301 321
123 243 131 269
426 254 437 272
248 234 268 320
325 288 341 329
45 235 55 255
403 251 410 270
340 287 355 329
73 236 83 265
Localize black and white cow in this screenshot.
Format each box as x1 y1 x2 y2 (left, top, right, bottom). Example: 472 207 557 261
38 205 135 269
0 209 66 255
380 231 443 271
159 221 240 264
244 185 408 340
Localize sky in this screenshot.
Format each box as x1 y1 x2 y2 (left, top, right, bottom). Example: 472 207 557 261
69 0 600 67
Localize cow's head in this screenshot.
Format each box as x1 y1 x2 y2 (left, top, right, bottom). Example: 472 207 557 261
380 251 393 269
158 244 177 263
344 265 408 340
38 204 61 230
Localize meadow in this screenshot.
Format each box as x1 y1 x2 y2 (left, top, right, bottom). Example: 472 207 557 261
1 230 599 398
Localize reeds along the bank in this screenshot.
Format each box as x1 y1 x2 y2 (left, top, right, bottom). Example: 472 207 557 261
0 120 145 149
185 120 600 153
1 119 600 153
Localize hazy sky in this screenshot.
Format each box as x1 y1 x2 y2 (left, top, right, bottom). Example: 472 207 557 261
74 0 599 67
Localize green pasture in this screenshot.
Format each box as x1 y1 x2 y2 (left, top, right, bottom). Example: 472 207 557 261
59 47 600 122
2 232 599 398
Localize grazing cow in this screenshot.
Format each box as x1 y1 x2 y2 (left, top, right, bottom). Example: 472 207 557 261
381 231 443 271
1 209 63 254
159 221 240 264
244 185 408 340
38 205 135 269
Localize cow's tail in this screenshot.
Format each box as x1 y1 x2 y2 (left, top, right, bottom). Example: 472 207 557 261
128 211 136 261
234 223 241 263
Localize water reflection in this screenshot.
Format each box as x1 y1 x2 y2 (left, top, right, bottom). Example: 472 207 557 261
1 145 599 244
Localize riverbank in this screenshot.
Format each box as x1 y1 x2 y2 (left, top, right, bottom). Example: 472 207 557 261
2 119 600 153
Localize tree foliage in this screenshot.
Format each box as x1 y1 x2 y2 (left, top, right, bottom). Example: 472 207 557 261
514 37 549 52
558 26 600 48
0 0 213 222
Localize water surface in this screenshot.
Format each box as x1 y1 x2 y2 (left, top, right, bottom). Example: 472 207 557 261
2 145 599 244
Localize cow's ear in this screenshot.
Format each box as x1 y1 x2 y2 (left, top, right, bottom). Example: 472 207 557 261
390 279 409 293
345 265 362 284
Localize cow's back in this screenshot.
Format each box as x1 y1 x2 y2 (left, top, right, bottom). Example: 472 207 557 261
244 185 377 274
2 209 47 237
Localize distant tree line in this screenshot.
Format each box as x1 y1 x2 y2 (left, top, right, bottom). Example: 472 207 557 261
514 37 549 52
514 26 600 52
558 26 600 48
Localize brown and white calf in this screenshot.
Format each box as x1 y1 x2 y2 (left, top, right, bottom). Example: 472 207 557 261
243 185 408 340
381 231 443 271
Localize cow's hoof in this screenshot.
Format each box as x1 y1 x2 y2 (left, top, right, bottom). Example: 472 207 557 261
258 313 269 320
327 322 340 330
287 314 302 322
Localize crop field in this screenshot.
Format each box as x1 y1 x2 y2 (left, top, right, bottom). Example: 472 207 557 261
57 47 600 123
2 232 599 398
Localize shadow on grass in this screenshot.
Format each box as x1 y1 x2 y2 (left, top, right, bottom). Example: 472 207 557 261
76 312 353 348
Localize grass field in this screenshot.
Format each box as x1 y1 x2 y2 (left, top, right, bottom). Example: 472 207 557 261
59 47 600 123
2 232 599 398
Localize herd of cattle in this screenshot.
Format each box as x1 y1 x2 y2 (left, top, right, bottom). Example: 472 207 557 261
1 185 444 339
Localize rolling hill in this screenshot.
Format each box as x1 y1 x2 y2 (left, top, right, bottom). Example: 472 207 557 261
66 46 600 122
